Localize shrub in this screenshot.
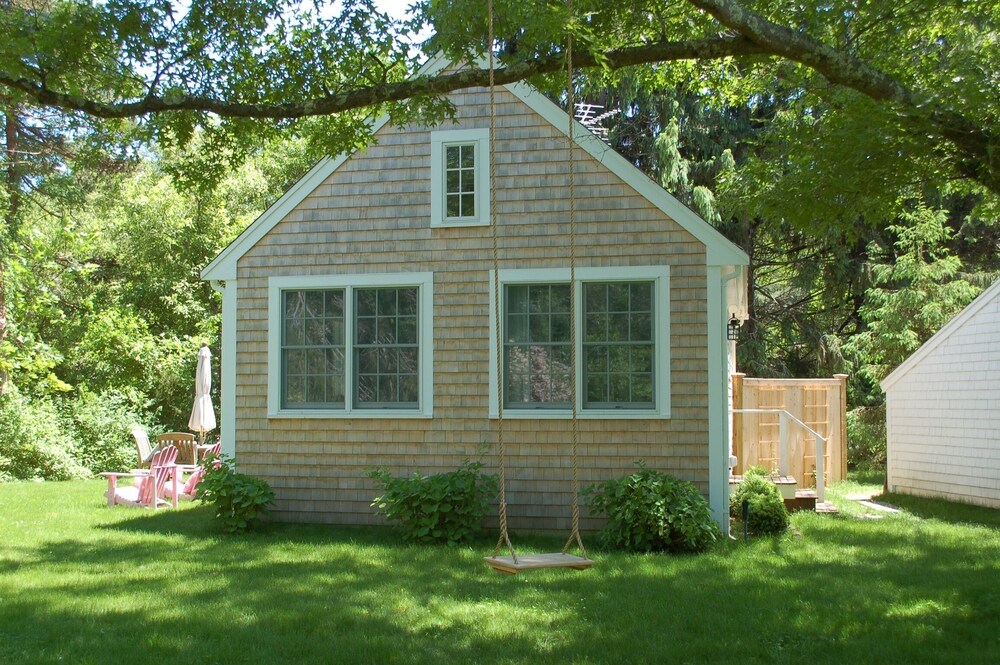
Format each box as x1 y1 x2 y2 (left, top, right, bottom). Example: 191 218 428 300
62 388 153 474
585 463 720 553
368 461 498 546
743 465 772 478
197 455 275 533
0 389 88 481
847 404 886 471
730 475 789 536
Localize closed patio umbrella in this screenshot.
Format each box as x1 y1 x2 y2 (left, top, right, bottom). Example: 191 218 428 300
188 343 217 446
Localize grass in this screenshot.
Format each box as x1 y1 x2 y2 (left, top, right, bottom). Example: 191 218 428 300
2 480 999 664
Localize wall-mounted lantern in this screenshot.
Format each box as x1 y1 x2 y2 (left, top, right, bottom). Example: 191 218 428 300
727 316 741 341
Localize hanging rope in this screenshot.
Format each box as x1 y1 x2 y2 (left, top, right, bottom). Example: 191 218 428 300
488 0 517 563
483 0 590 572
561 0 586 559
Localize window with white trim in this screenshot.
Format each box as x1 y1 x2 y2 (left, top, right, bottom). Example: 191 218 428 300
268 273 433 418
444 144 476 218
505 284 572 408
583 281 655 408
281 290 346 408
489 266 670 419
430 128 490 227
354 287 419 408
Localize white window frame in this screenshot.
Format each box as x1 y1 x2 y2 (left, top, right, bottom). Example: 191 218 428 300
268 272 434 418
488 266 671 419
430 128 491 228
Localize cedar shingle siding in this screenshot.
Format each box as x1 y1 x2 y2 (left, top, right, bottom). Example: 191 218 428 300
234 86 710 530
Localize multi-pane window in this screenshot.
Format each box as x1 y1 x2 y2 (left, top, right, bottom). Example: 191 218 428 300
281 290 346 408
278 284 423 411
583 282 655 408
504 284 573 408
355 287 419 407
444 144 476 219
500 279 658 412
430 129 489 227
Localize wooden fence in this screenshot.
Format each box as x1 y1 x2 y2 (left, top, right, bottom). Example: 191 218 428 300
732 374 848 488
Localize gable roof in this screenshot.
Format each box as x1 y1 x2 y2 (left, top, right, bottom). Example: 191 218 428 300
202 53 748 281
881 276 1000 391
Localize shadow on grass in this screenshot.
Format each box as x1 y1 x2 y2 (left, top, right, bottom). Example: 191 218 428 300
873 492 1000 530
4 496 1000 664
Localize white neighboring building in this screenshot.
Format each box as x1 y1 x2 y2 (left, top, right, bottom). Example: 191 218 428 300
881 279 1000 509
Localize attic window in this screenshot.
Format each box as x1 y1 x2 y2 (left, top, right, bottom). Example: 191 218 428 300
444 144 476 218
431 128 490 227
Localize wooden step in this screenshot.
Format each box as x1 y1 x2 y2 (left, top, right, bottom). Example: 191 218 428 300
815 501 839 514
731 475 799 500
784 488 816 513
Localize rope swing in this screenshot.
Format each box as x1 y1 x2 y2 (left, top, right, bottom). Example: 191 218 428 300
483 0 593 574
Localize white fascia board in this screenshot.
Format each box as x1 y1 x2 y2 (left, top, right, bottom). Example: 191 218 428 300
502 81 749 268
881 276 1000 392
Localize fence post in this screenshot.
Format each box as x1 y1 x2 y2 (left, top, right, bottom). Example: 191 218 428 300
779 412 789 477
816 435 826 503
732 373 745 473
834 373 848 480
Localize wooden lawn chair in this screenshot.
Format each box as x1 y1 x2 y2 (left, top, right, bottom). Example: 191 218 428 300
157 432 197 466
101 445 179 509
132 426 156 469
165 443 222 502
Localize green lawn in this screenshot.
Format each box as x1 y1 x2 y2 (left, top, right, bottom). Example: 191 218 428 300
2 480 999 664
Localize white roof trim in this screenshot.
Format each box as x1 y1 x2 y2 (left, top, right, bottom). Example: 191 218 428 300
881 276 1000 391
202 52 747 279
203 152 347 280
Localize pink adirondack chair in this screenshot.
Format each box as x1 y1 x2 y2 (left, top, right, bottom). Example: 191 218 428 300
166 443 221 502
101 445 179 509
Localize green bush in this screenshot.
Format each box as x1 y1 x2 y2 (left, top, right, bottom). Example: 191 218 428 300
368 461 498 546
62 388 153 474
197 455 275 533
847 404 886 471
584 463 720 553
0 389 88 481
730 475 789 536
743 465 772 478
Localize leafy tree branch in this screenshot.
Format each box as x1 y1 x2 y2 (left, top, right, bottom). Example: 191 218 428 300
0 0 996 193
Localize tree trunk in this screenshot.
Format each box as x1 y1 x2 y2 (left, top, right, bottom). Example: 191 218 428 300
1 101 20 394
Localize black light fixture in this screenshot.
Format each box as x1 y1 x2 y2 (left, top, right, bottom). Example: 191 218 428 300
727 315 741 341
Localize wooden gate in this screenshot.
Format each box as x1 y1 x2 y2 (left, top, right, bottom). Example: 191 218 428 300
732 374 848 487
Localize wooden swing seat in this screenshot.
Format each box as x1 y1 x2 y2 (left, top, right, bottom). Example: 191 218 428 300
484 553 593 575
482 2 592 577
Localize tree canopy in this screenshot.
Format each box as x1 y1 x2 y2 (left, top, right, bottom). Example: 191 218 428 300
1 0 998 194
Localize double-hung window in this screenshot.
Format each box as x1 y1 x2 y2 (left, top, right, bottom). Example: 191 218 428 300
281 290 347 408
354 287 420 408
269 273 433 418
430 128 490 227
582 281 655 408
505 284 573 407
490 267 670 418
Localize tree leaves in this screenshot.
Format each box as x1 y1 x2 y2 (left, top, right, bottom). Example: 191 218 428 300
846 200 982 384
